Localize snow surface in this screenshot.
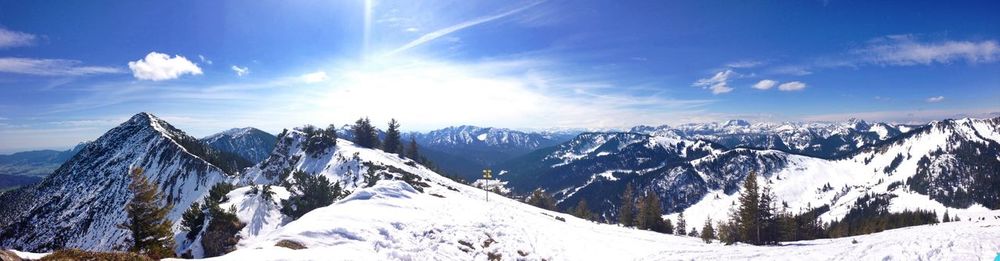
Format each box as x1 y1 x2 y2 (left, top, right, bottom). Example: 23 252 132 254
170 137 1000 260
9 250 50 259
192 176 1000 261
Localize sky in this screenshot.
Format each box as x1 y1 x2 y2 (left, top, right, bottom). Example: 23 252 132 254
0 0 998 153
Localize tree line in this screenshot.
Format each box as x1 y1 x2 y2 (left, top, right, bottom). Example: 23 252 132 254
524 170 949 246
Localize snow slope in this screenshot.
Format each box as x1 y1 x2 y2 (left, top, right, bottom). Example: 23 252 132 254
672 117 1000 230
197 133 1000 260
203 177 1000 260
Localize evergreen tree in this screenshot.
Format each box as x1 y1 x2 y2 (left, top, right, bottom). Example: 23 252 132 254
675 212 687 236
619 184 636 227
689 228 699 237
352 117 381 149
280 171 343 220
526 188 557 211
406 136 420 160
180 202 205 241
383 119 402 154
719 205 741 245
573 199 594 220
718 219 740 245
202 205 244 257
122 167 176 259
701 217 716 243
942 210 950 222
206 182 236 207
758 184 778 245
636 191 665 232
663 218 675 234
737 171 761 245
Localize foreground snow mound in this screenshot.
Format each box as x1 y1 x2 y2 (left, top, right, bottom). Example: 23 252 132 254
645 215 1000 260
211 174 697 260
205 187 1000 261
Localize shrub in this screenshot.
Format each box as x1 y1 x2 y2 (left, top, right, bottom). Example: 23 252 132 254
40 249 153 261
280 171 343 220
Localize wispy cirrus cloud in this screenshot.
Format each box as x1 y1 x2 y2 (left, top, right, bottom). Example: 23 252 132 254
231 65 249 77
384 1 544 57
747 35 999 79
0 27 36 49
692 69 736 94
856 35 1000 66
300 71 328 83
0 57 122 76
725 60 765 69
926 96 945 103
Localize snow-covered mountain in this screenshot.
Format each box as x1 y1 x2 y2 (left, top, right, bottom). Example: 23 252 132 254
201 127 277 164
498 117 1000 228
205 135 999 260
675 117 1000 230
410 125 577 180
0 113 998 260
0 113 234 252
632 118 905 158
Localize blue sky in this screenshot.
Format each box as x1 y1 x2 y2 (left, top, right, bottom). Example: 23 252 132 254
0 0 998 153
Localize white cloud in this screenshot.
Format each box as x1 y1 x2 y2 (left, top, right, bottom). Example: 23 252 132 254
231 65 249 77
384 1 544 56
725 60 764 68
926 96 945 103
128 52 203 81
300 71 329 83
777 81 806 91
0 57 122 76
800 108 999 123
752 79 777 90
199 55 213 65
859 35 1000 66
0 28 36 48
693 69 735 94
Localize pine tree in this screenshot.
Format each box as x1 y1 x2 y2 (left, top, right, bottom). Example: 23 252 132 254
383 119 402 154
701 217 716 243
737 171 761 245
636 191 665 232
663 218 675 234
352 117 380 149
406 136 420 160
942 210 950 222
122 167 176 259
619 184 636 227
676 212 687 236
180 202 205 241
718 219 739 245
280 171 343 220
526 188 557 211
758 183 778 245
573 199 594 220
